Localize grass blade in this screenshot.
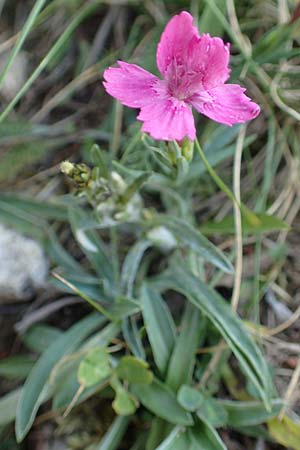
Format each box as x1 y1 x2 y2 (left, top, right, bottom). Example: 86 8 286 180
0 0 47 90
0 1 103 123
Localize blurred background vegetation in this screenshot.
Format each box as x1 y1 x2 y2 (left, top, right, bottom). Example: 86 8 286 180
0 0 300 449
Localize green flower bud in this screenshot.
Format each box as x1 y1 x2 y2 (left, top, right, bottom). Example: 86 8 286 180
181 137 194 162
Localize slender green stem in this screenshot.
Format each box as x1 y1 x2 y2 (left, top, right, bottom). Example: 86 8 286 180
195 137 238 206
195 137 260 226
0 0 47 90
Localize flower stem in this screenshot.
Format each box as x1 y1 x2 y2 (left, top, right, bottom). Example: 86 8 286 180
195 137 260 227
195 137 238 204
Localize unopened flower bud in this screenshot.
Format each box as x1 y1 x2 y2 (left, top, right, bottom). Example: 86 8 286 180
147 226 177 252
60 160 75 176
167 141 181 166
60 161 91 193
181 137 194 162
111 171 126 191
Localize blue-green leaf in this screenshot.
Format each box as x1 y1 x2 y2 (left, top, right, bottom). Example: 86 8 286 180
219 399 282 427
155 427 192 450
95 416 129 450
68 206 114 285
200 213 289 236
153 266 272 407
141 285 176 375
0 388 22 427
16 313 105 442
122 316 145 360
155 216 233 274
189 419 228 450
132 378 193 426
22 324 63 353
166 303 205 391
121 240 151 296
0 356 35 380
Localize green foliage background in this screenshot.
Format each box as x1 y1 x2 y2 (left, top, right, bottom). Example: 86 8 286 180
0 1 299 449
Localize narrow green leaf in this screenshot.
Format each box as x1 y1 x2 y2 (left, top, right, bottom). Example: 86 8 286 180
219 399 282 427
68 206 114 285
121 172 151 203
53 373 107 411
268 415 300 450
52 273 114 320
46 230 89 277
132 378 193 426
155 267 272 407
22 324 63 354
53 322 120 410
200 213 289 236
0 388 22 427
141 285 176 375
0 194 68 221
95 416 129 450
146 418 172 450
155 216 233 273
122 316 145 360
189 419 228 450
0 356 35 380
91 144 109 179
0 0 47 90
109 296 140 319
254 24 296 60
121 240 151 297
0 1 104 123
16 313 105 442
198 0 226 35
0 198 45 237
155 427 192 450
166 303 205 391
52 272 110 304
84 322 121 351
197 399 228 428
53 369 80 411
235 425 271 439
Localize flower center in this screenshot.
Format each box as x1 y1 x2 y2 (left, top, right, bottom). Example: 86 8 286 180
165 59 202 101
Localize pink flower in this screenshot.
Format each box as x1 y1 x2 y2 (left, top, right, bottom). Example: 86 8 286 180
103 11 260 142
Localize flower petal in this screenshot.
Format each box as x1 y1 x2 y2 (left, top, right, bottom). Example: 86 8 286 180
103 61 158 108
189 84 260 126
156 14 230 98
138 95 196 141
156 11 200 77
190 33 231 90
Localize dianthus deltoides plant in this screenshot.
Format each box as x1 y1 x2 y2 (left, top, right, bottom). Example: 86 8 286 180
14 11 284 450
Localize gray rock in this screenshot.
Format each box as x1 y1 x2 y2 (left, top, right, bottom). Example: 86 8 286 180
0 51 28 100
0 224 48 302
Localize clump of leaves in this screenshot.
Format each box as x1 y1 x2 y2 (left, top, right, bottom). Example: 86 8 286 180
0 1 299 450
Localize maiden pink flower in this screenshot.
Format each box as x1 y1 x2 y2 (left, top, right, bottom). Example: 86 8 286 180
103 11 260 142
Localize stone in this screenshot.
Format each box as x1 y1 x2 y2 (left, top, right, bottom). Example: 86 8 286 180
0 224 48 302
